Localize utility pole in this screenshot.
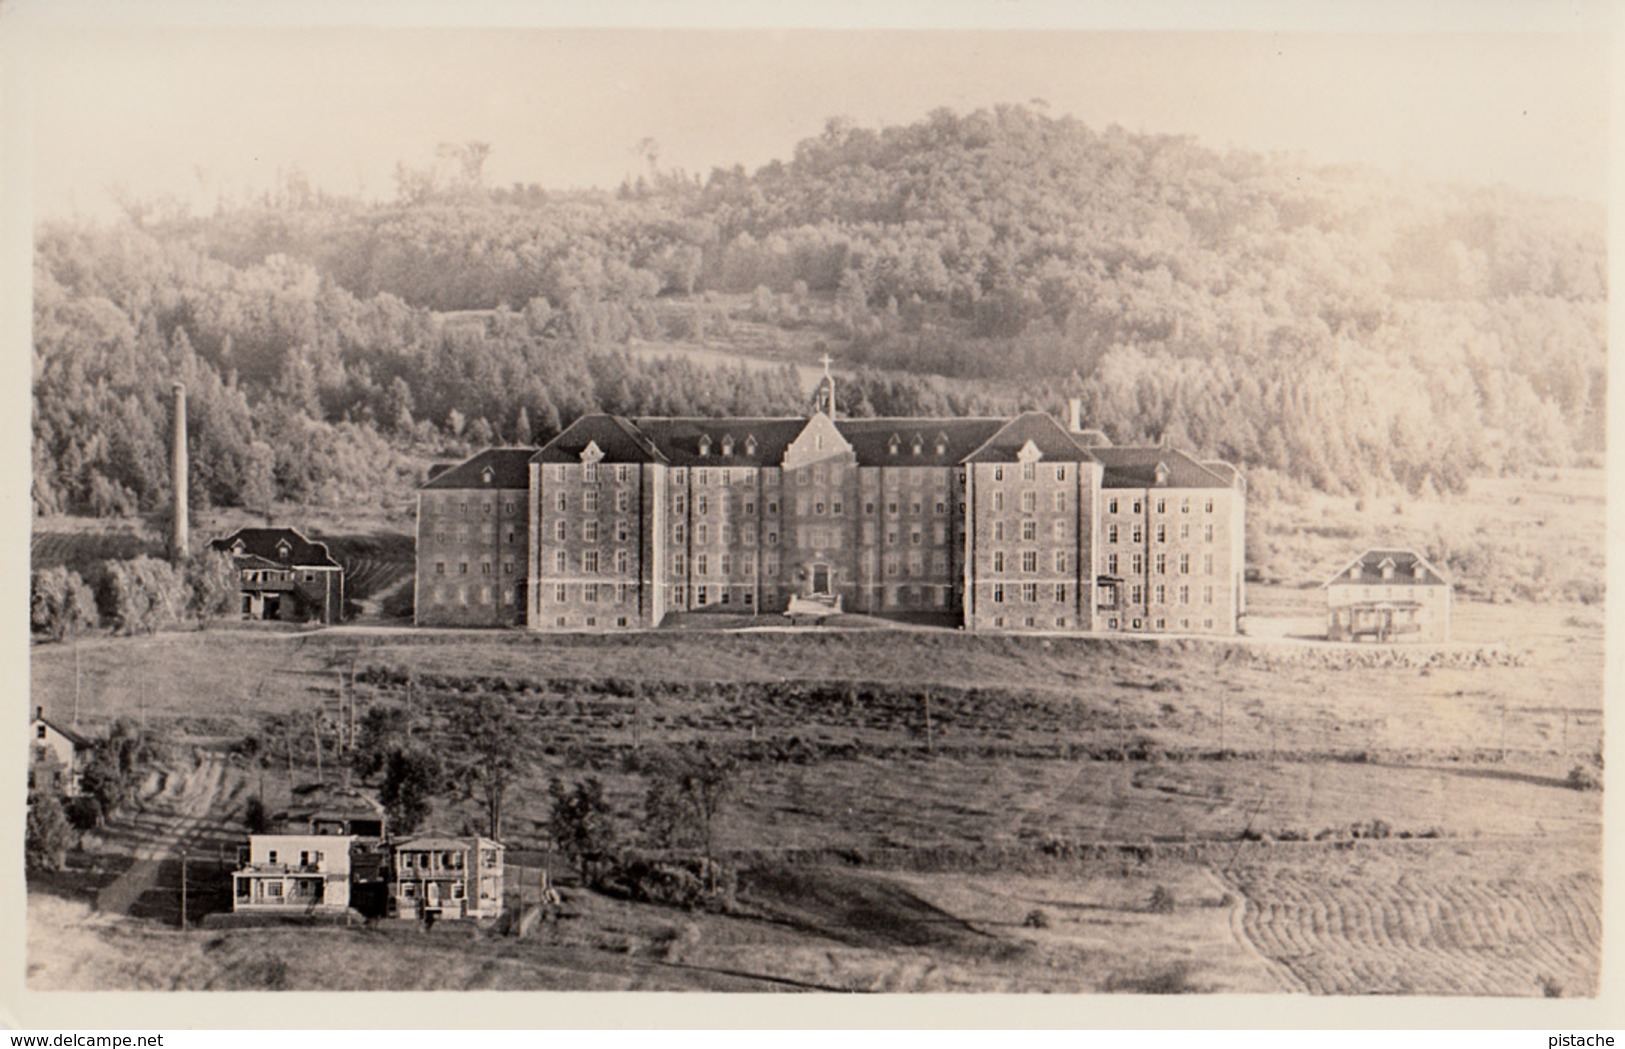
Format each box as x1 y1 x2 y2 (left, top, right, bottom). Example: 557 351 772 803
924 690 934 756
73 639 81 728
179 847 188 931
312 714 324 785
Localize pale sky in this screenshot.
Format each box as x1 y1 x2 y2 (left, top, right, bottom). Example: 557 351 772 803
8 7 1616 220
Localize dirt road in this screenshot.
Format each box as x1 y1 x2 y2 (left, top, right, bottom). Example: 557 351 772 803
94 755 229 918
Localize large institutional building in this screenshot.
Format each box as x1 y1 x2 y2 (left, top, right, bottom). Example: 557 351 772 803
415 381 1245 635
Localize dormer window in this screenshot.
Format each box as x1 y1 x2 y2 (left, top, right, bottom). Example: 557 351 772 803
887 435 900 456
1153 462 1170 486
721 436 734 458
480 466 494 484
275 540 292 560
1413 564 1425 580
1348 565 1360 580
911 436 923 456
697 435 711 457
744 435 757 457
1379 557 1396 581
232 540 246 555
935 433 948 456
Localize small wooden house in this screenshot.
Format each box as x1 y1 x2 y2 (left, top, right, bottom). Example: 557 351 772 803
210 527 344 625
1325 548 1452 643
29 706 91 797
388 836 505 921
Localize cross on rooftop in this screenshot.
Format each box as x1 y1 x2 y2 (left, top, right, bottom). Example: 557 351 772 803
819 353 834 378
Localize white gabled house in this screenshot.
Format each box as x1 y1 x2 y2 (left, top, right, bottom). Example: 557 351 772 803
1324 548 1452 643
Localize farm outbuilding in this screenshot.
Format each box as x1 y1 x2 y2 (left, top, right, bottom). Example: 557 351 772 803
1324 548 1451 643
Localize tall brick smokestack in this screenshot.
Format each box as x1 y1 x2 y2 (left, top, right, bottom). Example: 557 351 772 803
171 382 188 564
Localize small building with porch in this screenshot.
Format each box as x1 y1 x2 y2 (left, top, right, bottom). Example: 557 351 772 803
232 833 356 914
1325 548 1451 643
388 836 505 921
210 527 344 625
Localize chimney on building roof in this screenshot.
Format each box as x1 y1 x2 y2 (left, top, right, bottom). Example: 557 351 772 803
1067 397 1083 434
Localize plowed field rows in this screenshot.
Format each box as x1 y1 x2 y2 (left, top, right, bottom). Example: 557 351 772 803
1230 848 1600 996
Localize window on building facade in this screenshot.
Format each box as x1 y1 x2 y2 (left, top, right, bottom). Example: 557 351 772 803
459 563 469 575
992 583 1005 603
697 469 709 485
1130 584 1143 604
992 493 1005 512
993 466 1005 482
553 465 567 483
911 526 923 545
673 469 685 484
1155 553 1166 575
582 551 599 573
1179 553 1190 574
1203 585 1214 605
1054 583 1068 603
481 562 492 576
616 551 629 573
435 563 445 576
1021 521 1036 541
672 553 685 575
1154 584 1166 604
1021 582 1038 602
1107 553 1119 575
1055 551 1068 573
555 492 568 512
696 554 709 576
1133 500 1143 514
1205 498 1215 513
555 584 567 602
583 521 598 542
720 554 733 575
1131 552 1144 574
1204 524 1214 542
555 551 567 573
1155 499 1166 514
1179 584 1190 604
1203 553 1214 575
1131 524 1143 543
1155 524 1166 543
696 524 708 544
584 584 598 604
993 551 1006 572
1021 551 1038 573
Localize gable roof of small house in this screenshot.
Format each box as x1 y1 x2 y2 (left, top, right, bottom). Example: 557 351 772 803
209 528 340 569
30 710 92 749
1324 548 1450 588
420 447 536 489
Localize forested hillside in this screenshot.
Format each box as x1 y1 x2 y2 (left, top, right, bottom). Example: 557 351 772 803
32 105 1605 519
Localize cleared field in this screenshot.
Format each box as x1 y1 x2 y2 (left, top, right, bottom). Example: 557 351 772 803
1230 843 1600 996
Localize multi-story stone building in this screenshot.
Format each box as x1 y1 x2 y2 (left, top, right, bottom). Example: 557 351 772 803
414 448 533 626
416 388 1246 635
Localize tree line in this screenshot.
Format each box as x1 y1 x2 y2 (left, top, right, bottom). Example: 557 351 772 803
35 104 1605 520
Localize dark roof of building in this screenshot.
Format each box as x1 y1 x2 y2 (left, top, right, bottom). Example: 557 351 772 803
837 417 1008 466
421 448 535 490
209 528 340 568
31 712 92 748
530 415 666 465
633 417 809 468
1089 446 1234 489
1325 548 1450 588
962 412 1103 464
